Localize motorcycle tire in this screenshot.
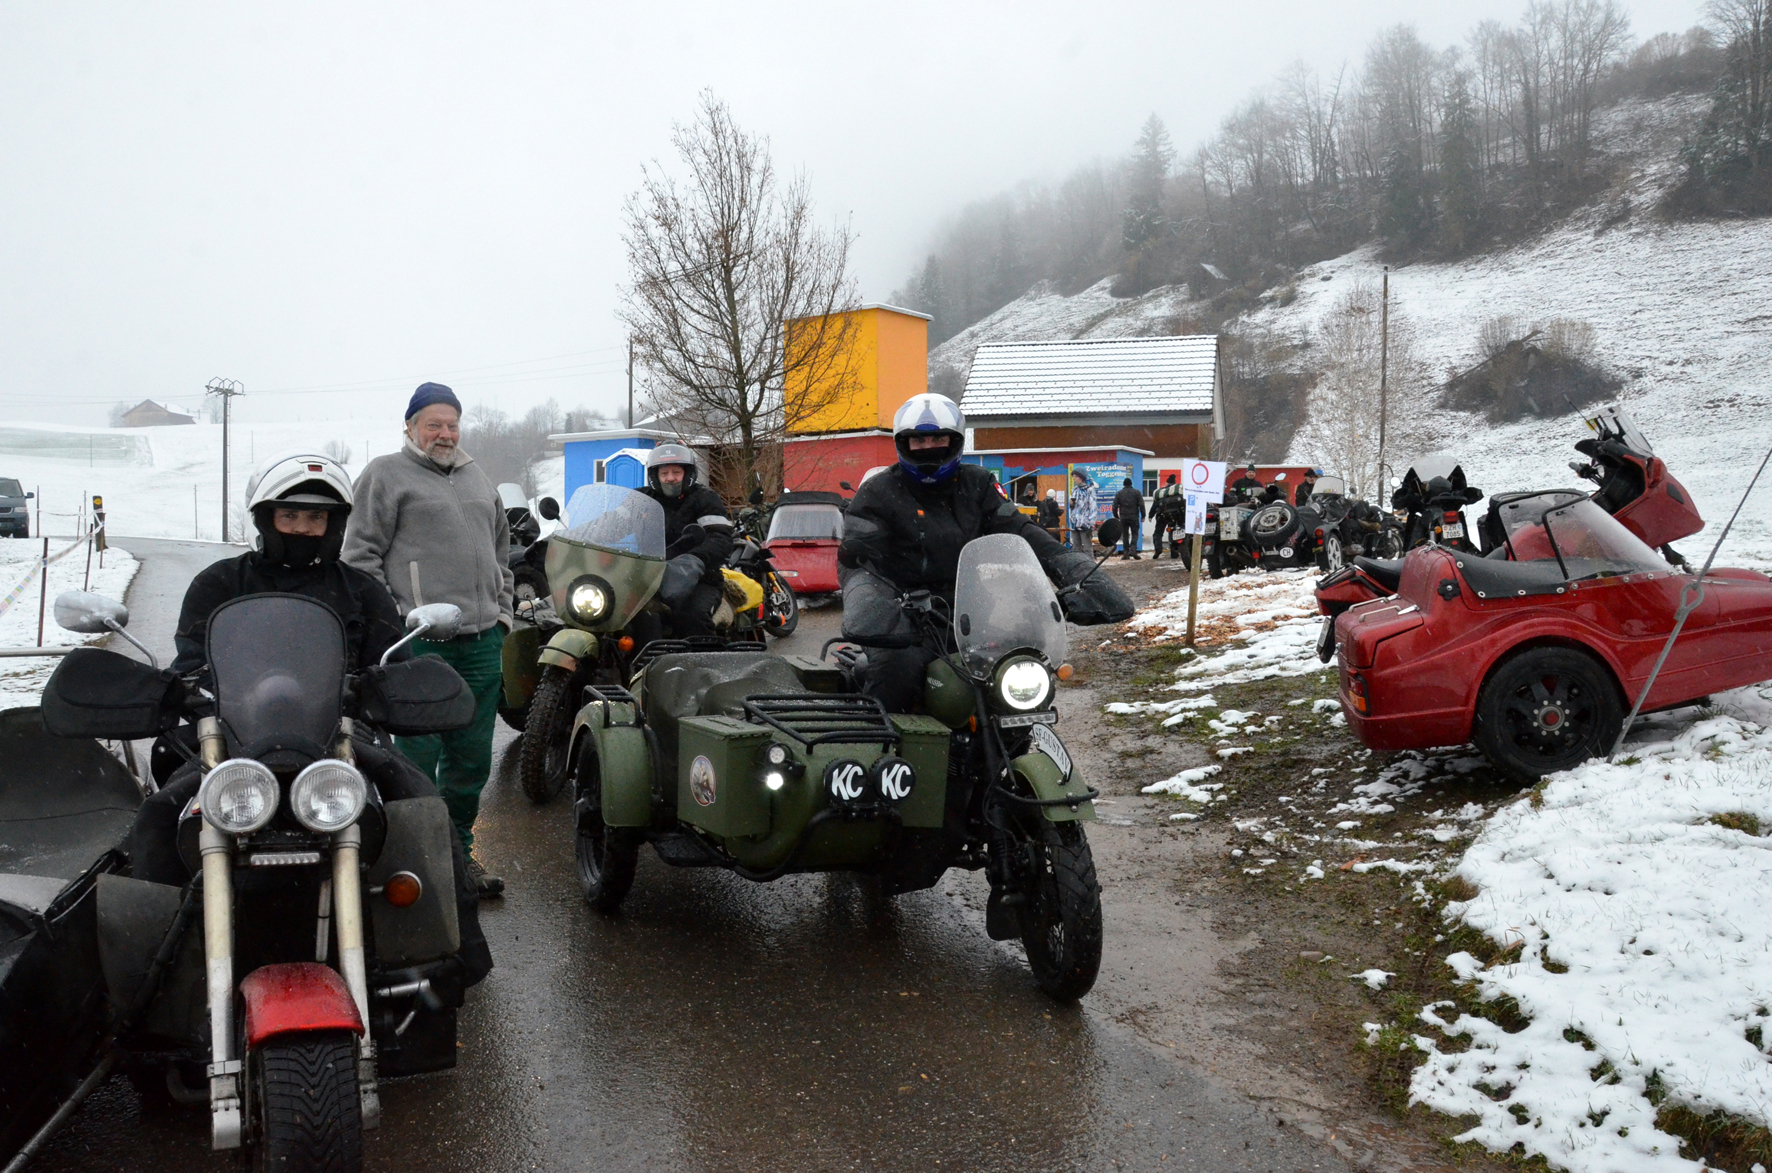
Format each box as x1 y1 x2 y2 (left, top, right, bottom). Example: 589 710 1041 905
518 667 574 805
249 1030 362 1173
1247 502 1300 546
497 704 528 733
1207 542 1225 579
573 738 639 913
1018 822 1103 1002
762 569 800 638
1472 646 1623 784
1376 527 1405 559
1317 532 1346 574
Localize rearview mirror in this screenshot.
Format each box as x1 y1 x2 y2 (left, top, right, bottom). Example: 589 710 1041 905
407 603 463 641
839 481 853 492
537 496 561 521
748 489 764 505
1095 518 1124 547
55 591 128 634
1274 472 1288 481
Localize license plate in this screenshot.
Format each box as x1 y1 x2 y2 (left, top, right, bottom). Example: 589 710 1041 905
1205 522 1218 535
1316 616 1336 662
1441 521 1464 540
1279 546 1293 558
1028 723 1072 778
997 711 1058 728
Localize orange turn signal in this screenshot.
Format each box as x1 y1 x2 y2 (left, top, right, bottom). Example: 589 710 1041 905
382 871 423 908
617 636 635 653
967 716 978 732
1056 663 1074 681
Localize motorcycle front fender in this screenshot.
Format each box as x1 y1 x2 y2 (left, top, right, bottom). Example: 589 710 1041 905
1011 752 1096 824
240 963 363 1050
538 628 599 673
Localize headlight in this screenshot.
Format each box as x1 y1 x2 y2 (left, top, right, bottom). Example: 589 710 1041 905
996 657 1053 711
198 759 280 835
567 575 614 624
289 759 368 832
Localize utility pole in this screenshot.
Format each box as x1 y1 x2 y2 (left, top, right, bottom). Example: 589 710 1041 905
626 337 635 428
1377 267 1390 498
206 378 245 542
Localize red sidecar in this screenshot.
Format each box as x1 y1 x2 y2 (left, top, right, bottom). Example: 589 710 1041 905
1331 491 1772 780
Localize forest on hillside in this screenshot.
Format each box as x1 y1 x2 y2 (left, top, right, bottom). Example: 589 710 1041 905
892 0 1772 349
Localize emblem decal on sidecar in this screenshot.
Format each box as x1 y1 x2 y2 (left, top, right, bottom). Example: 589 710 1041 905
825 759 867 804
690 755 717 806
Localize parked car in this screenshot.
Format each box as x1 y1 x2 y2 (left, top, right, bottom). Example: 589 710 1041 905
0 479 33 538
762 490 847 603
1327 489 1772 781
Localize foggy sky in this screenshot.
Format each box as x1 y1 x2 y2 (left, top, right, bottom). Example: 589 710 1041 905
0 0 1703 428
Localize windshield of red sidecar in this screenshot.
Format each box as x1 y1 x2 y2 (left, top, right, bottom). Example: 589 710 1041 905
1540 498 1668 578
766 504 844 541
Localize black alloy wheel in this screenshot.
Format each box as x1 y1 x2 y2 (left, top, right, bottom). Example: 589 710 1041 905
762 568 800 637
518 667 574 804
1017 821 1104 1002
573 738 638 913
1473 647 1623 783
248 1030 362 1173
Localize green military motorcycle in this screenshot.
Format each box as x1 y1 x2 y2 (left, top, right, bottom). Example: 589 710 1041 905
565 526 1120 1001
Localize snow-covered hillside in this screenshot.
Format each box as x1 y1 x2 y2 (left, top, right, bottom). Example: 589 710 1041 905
940 93 1772 567
0 419 565 542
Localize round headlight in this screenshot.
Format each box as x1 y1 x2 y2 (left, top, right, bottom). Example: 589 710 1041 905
198 759 280 835
289 759 368 833
996 658 1053 711
567 576 613 624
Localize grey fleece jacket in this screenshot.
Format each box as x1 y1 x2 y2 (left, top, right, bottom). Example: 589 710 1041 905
341 442 514 635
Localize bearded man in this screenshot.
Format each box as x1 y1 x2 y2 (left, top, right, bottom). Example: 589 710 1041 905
343 382 514 898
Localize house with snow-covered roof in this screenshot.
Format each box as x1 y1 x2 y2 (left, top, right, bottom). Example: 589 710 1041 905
959 335 1225 498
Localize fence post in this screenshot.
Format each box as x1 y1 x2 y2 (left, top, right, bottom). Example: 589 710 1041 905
37 536 48 646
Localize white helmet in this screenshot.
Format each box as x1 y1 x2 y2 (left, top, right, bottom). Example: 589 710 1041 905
246 452 354 513
892 393 966 485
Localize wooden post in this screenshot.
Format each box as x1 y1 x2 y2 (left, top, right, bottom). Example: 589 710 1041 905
1185 531 1205 646
37 536 48 646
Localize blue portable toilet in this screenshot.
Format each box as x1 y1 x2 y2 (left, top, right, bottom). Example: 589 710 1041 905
554 425 682 502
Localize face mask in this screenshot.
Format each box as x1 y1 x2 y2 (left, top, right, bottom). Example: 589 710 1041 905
660 480 684 498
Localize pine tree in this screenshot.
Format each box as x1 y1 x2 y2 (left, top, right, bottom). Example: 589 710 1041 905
1378 140 1429 249
911 254 949 343
1438 74 1483 253
1122 113 1174 252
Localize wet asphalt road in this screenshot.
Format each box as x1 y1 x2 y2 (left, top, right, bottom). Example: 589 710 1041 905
28 537 1349 1173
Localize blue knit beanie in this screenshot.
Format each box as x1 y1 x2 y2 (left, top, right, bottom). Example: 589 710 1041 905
405 382 462 420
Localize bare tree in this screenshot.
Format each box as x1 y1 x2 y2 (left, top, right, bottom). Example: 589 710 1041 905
1297 281 1423 499
620 92 862 499
322 439 353 466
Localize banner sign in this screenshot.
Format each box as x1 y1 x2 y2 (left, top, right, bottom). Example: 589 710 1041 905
1067 463 1130 526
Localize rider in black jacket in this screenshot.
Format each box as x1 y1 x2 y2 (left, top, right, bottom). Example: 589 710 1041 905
637 443 735 640
839 394 1133 713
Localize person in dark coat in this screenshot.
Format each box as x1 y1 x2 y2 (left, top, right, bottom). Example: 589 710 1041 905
1229 463 1263 502
635 443 735 641
1037 489 1063 539
1112 478 1145 560
1295 469 1321 506
839 394 1131 713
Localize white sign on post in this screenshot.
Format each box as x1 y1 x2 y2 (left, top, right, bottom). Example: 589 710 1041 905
1178 458 1226 648
1183 494 1209 534
1180 458 1226 503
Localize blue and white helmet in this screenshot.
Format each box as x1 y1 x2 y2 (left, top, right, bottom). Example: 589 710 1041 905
892 393 966 485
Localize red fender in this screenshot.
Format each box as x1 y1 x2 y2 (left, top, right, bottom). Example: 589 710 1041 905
240 963 364 1049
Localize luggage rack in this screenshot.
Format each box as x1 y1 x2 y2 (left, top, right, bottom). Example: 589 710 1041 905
628 636 768 678
582 683 642 728
740 694 900 750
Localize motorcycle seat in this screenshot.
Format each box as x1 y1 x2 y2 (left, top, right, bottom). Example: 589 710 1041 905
1352 557 1404 594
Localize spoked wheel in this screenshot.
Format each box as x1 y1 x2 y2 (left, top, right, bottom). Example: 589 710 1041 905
573 738 638 913
1377 527 1405 559
1318 532 1345 574
248 1030 362 1173
1017 822 1103 1002
518 667 574 804
762 569 799 637
1473 647 1622 783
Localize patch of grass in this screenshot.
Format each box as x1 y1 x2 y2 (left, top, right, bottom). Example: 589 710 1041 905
1709 811 1763 836
1657 1103 1772 1169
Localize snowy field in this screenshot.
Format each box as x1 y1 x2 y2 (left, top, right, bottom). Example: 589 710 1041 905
0 418 565 543
1114 567 1772 1171
0 534 139 707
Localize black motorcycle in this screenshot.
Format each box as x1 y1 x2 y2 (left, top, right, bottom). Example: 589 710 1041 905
729 490 800 637
1296 477 1404 572
1394 455 1484 553
6 591 475 1172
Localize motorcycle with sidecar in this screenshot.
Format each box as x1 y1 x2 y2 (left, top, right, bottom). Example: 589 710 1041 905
516 484 765 804
3 592 475 1172
562 519 1133 1001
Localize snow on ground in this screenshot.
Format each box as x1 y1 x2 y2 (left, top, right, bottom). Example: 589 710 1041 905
1411 702 1772 1172
0 535 139 707
0 419 566 542
1127 568 1329 690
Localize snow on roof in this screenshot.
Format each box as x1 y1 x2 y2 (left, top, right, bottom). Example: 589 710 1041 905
962 336 1218 419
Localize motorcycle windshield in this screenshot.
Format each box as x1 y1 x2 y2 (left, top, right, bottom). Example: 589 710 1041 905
547 485 667 630
1313 475 1347 497
497 482 529 511
1543 498 1669 578
953 534 1066 676
1586 405 1654 457
1407 452 1461 484
207 594 345 752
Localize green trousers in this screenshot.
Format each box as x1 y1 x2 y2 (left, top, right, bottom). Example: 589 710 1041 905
396 625 506 851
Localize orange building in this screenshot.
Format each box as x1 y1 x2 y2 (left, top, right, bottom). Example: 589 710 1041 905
782 303 931 492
